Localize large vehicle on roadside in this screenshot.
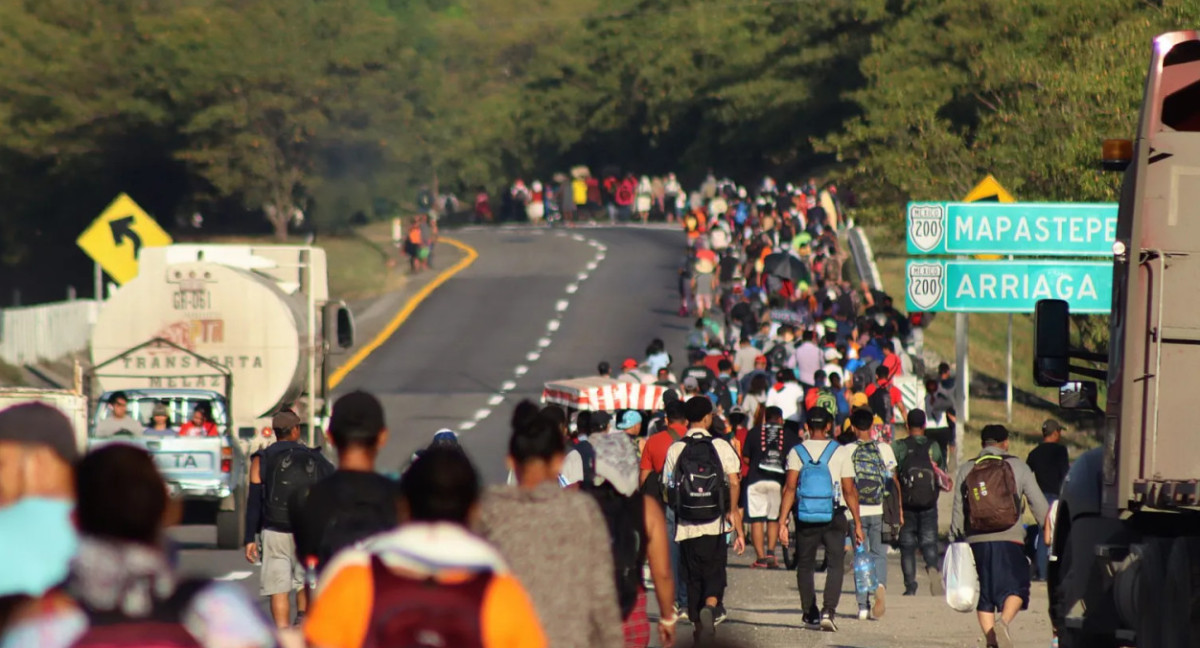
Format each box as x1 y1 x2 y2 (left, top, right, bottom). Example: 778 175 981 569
87 244 354 548
1033 31 1200 648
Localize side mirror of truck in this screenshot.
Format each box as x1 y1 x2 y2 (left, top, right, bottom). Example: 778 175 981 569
1034 299 1071 387
324 301 355 352
1059 381 1099 410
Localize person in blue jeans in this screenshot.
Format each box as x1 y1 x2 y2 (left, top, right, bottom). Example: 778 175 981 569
835 408 901 620
893 410 946 596
1025 420 1070 581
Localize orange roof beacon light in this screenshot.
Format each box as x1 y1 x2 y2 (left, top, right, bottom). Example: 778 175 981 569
1102 138 1133 172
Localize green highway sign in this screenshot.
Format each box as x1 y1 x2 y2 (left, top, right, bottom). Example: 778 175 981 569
906 259 1112 313
906 202 1117 256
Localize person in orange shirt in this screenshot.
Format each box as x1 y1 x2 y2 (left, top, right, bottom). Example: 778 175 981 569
304 447 545 648
178 403 219 437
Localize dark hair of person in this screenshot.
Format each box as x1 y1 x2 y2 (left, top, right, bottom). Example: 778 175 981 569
764 406 784 422
851 408 875 432
539 404 567 434
109 391 128 405
776 369 793 383
665 400 687 422
509 400 566 463
981 424 1009 445
875 364 889 379
598 361 611 375
399 447 480 524
750 374 770 395
718 359 733 372
75 444 168 546
329 390 386 450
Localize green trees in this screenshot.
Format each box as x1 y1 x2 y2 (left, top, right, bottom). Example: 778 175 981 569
0 0 1196 262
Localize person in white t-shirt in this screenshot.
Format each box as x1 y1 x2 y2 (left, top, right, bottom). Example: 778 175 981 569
834 408 901 621
765 369 805 422
778 406 855 632
663 397 745 641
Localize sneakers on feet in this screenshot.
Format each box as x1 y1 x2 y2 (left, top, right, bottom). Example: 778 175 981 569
802 606 820 626
857 608 869 621
928 566 945 596
872 584 886 619
902 584 918 596
820 609 838 632
698 606 716 640
713 604 728 626
994 619 1014 648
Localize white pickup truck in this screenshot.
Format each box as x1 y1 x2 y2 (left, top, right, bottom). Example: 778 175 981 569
89 389 249 548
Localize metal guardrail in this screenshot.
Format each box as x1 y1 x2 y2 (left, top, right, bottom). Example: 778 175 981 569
847 226 884 291
0 300 98 365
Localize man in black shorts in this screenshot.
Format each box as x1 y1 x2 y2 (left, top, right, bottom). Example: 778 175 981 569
950 425 1050 648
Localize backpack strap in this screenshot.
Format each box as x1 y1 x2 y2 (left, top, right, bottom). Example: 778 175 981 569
817 440 839 463
575 440 597 485
795 443 814 464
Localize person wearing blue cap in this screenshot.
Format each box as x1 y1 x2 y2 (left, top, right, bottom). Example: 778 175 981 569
615 410 645 457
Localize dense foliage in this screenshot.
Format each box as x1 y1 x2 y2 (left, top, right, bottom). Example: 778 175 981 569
0 0 1197 299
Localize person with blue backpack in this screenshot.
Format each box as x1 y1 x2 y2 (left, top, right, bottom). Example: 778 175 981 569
777 406 858 632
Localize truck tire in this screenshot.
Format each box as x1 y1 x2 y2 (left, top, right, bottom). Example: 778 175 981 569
215 491 245 550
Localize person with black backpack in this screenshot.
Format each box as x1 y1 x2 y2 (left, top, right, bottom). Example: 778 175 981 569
740 406 799 569
290 391 399 577
951 425 1050 648
663 397 745 642
893 409 945 597
863 364 908 443
244 410 334 628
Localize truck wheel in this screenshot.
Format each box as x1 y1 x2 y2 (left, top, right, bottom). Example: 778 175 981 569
215 492 245 550
1137 538 1171 648
1163 537 1200 648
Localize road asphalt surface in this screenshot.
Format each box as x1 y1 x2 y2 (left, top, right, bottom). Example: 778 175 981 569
169 223 1054 647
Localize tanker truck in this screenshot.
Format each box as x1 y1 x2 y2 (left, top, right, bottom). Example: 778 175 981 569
87 244 354 548
1032 31 1200 648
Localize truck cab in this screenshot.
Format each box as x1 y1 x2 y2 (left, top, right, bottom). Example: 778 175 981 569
89 388 248 548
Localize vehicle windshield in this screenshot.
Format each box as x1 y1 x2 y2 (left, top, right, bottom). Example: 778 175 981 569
91 394 229 438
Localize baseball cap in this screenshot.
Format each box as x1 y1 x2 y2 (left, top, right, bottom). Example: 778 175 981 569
1042 419 1063 436
271 410 302 430
622 358 639 370
0 402 79 464
683 376 700 390
616 410 643 431
850 392 869 409
591 411 613 432
806 406 832 426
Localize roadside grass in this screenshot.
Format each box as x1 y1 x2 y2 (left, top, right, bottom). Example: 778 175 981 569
207 224 405 300
866 233 1102 461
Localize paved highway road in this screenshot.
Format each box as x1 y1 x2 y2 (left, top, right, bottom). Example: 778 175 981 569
172 224 689 583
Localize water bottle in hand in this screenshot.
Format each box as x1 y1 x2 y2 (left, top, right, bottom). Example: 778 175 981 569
853 543 876 598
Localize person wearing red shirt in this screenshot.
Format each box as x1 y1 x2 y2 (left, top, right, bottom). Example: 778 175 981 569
179 404 220 437
863 365 909 443
638 399 689 618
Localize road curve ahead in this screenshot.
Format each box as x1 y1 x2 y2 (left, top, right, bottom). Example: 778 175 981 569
334 225 687 483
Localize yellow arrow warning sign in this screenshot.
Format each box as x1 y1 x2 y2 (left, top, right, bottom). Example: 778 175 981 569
964 175 1016 259
76 194 173 285
963 174 1016 204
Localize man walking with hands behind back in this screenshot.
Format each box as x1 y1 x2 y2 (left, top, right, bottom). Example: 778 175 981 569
951 424 1050 648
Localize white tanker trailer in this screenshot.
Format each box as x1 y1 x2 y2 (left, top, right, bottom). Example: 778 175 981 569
87 244 354 548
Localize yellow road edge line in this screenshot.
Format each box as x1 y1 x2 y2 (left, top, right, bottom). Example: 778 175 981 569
327 236 480 390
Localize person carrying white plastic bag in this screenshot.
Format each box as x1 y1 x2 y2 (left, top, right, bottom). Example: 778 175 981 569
942 541 979 612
